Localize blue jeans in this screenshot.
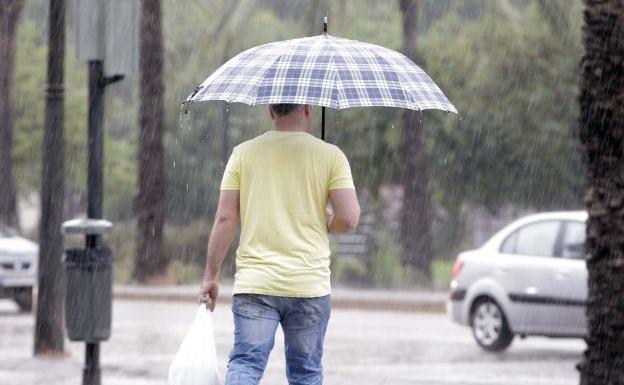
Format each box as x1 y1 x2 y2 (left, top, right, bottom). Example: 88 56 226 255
224 293 331 385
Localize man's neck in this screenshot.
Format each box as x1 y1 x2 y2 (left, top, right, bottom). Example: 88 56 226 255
273 121 307 132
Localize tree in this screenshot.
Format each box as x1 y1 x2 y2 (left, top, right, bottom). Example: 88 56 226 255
399 0 433 275
34 0 65 355
0 0 24 229
134 0 167 282
577 2 624 383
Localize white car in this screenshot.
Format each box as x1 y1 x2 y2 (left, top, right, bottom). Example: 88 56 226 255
0 227 38 312
448 211 587 351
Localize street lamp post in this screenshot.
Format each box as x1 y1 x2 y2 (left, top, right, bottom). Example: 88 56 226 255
72 1 138 384
84 59 122 385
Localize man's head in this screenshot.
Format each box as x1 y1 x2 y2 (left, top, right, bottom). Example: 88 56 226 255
269 104 312 132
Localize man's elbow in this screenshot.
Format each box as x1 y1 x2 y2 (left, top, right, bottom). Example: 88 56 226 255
348 203 361 231
340 210 360 233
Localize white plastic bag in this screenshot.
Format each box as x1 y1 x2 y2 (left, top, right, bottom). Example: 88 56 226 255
168 304 222 385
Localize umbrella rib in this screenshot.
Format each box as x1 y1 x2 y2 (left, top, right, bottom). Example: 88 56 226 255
325 37 346 110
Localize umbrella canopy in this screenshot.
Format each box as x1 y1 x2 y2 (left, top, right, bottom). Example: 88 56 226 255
186 34 457 114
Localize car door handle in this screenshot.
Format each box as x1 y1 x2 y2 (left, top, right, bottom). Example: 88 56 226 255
497 267 510 275
556 270 571 280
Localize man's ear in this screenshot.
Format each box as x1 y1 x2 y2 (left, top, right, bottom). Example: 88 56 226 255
269 106 275 120
304 105 311 117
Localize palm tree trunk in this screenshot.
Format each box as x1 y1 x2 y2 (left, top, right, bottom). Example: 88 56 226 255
34 0 65 355
134 0 167 282
399 0 433 276
0 0 24 230
577 1 624 383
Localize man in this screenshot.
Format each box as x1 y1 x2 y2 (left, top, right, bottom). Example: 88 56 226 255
198 103 360 385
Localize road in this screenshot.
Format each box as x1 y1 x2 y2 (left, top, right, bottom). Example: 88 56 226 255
0 299 584 385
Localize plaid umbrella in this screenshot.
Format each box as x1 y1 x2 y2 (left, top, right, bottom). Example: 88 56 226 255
185 31 457 139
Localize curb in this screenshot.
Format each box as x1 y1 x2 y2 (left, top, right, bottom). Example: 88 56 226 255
113 286 447 313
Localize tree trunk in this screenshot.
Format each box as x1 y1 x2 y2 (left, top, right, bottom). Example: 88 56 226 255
0 0 24 230
134 0 166 282
399 0 433 276
34 0 65 355
577 1 624 384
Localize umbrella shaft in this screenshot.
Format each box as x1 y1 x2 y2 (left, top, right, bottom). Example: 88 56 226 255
321 106 326 141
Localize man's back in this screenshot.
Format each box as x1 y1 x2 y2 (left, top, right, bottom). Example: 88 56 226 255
221 130 354 297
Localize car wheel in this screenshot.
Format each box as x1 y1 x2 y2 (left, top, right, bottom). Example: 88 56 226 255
13 287 33 313
471 298 514 352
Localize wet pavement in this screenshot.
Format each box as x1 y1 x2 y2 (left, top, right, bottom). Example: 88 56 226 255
0 298 584 385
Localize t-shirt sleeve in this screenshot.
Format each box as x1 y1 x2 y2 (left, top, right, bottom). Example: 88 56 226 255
220 147 241 190
329 148 355 190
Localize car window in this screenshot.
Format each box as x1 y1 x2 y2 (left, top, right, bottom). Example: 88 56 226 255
561 221 586 260
500 231 518 254
501 220 561 257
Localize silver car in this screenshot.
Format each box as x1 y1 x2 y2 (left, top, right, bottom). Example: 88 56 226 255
0 227 38 312
448 211 587 351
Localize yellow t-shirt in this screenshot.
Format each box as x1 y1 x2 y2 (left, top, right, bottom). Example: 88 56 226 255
221 130 355 298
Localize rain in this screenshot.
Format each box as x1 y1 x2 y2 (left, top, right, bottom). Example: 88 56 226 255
0 1 622 385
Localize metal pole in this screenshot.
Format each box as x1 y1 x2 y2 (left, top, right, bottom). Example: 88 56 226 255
84 59 122 385
87 60 104 221
83 342 100 385
85 59 103 385
321 17 327 141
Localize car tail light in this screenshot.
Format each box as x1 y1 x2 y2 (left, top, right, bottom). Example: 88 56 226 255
452 258 464 278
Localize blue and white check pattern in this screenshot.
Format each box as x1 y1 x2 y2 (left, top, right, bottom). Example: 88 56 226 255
187 35 457 114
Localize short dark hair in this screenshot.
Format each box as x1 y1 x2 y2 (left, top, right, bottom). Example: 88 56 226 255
270 104 303 117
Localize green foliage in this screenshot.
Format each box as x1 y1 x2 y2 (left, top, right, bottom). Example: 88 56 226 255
431 259 454 288
167 260 204 285
370 226 405 287
421 2 583 212
108 219 213 284
14 6 137 222
13 19 47 192
330 256 368 284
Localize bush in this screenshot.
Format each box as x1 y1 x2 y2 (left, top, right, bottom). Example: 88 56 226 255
369 227 404 287
330 256 368 284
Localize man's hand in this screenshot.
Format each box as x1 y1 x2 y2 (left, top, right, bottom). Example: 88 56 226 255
198 278 219 312
326 206 334 232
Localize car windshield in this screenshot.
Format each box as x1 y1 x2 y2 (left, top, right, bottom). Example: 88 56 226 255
0 227 18 238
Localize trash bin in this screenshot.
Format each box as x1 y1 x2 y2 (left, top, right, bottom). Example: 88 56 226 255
65 245 113 342
62 218 114 343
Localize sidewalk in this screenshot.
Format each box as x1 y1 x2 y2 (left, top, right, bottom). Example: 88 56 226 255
113 283 448 313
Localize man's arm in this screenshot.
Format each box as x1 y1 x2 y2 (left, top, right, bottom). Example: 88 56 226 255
199 190 239 311
327 188 360 234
